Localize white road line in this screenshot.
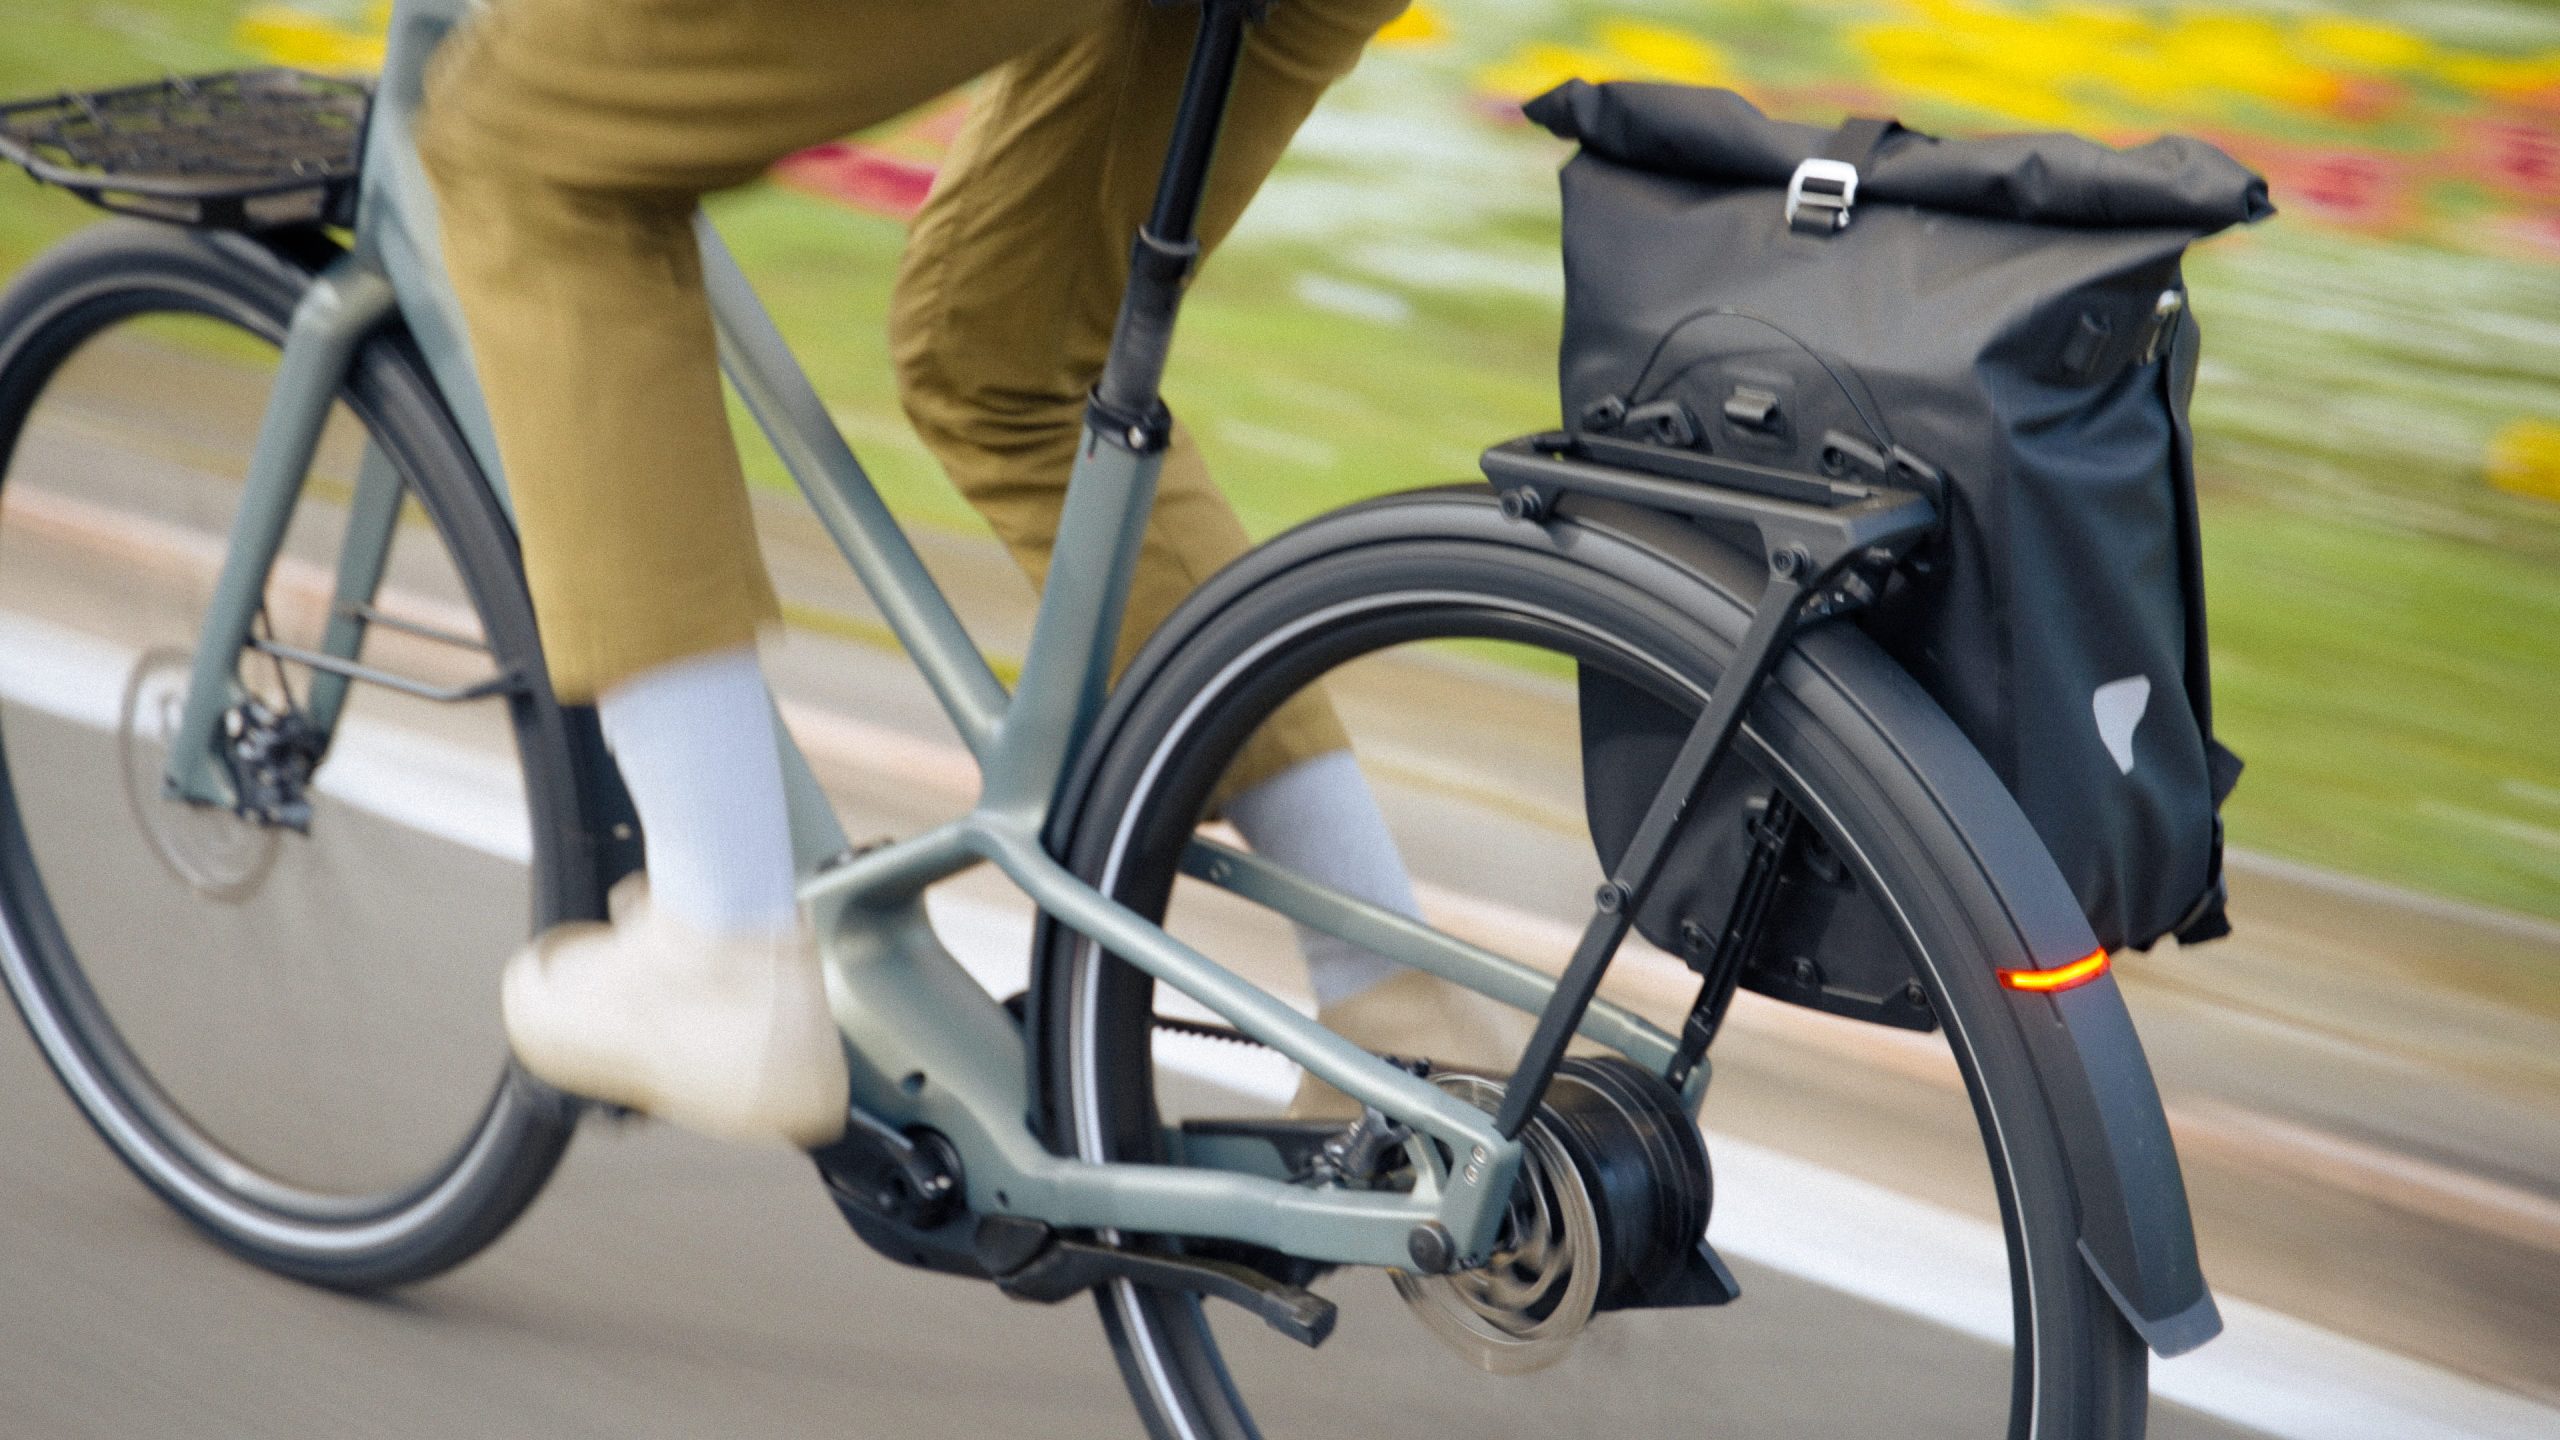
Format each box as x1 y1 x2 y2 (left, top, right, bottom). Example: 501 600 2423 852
3 609 2553 1440
0 607 127 730
0 610 532 864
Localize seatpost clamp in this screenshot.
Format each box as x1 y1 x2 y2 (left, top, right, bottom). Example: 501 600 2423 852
1785 158 1859 235
1087 390 1174 454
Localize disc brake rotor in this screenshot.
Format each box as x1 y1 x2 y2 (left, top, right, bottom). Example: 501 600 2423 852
118 646 279 901
1390 1071 1605 1374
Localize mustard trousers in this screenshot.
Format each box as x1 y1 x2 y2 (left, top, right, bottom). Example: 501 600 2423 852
418 0 1401 790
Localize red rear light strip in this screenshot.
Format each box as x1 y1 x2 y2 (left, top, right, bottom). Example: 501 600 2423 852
1997 948 2110 992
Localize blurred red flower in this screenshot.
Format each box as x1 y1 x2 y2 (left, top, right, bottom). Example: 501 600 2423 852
2469 116 2560 203
771 143 938 221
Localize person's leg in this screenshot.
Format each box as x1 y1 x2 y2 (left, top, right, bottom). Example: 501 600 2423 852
593 650 798 935
892 0 1401 798
420 0 1110 1141
891 0 1528 1108
422 0 1111 704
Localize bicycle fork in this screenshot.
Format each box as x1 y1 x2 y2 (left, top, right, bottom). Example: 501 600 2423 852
159 254 514 823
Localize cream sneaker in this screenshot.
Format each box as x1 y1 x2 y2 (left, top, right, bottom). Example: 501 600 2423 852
1289 969 1537 1120
501 884 849 1147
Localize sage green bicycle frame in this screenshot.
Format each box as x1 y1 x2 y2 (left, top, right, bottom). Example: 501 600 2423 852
156 0 1693 1272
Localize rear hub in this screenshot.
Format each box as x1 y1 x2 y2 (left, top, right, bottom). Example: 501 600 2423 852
1394 1056 1732 1373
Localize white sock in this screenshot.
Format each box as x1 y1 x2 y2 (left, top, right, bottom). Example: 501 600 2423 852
596 646 799 937
1223 749 1418 1009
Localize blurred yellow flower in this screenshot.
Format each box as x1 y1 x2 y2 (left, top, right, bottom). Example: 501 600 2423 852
2437 50 2560 100
1475 42 1617 103
2488 419 2560 505
1591 21 1728 86
1473 22 1731 101
2153 13 2344 112
1844 0 2477 127
1852 0 2131 130
1375 4 1446 48
2299 17 2433 74
234 2 387 72
2049 4 2148 44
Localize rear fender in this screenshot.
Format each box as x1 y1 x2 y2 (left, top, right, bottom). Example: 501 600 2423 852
2015 974 2222 1354
1569 494 2222 1357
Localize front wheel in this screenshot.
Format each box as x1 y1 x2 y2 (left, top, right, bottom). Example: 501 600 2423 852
0 222 593 1288
1036 492 2146 1438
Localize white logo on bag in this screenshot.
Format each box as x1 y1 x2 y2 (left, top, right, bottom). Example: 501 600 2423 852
2092 676 2151 776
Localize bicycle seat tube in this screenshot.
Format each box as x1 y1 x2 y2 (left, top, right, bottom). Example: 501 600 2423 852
981 0 1255 817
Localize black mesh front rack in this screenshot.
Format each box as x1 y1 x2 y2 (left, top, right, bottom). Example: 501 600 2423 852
0 69 370 230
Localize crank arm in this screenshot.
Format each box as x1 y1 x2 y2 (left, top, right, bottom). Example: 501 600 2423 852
814 1120 1339 1349
987 1223 1338 1349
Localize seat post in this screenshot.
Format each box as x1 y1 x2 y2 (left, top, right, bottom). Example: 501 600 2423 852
1090 0 1260 428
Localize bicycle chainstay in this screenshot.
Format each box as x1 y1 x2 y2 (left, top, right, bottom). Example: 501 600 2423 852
1002 988 1278 1051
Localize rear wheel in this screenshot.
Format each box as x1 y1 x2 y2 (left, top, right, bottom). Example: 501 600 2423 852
1036 494 2146 1438
0 222 590 1288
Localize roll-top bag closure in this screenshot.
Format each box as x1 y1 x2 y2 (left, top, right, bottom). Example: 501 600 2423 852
1526 80 2272 234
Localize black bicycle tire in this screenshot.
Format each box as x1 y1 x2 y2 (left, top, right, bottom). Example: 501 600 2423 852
0 219 585 1291
1033 492 2147 1439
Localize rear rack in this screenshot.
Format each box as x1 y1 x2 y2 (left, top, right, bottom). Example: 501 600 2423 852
0 69 369 230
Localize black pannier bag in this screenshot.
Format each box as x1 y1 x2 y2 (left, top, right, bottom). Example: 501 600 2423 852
1530 82 2270 958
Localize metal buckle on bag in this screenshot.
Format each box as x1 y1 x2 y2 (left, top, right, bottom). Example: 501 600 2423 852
2137 288 2187 365
1785 158 1859 234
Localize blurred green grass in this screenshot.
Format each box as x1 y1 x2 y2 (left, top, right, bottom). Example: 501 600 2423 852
2203 499 2559 919
2 3 2553 927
